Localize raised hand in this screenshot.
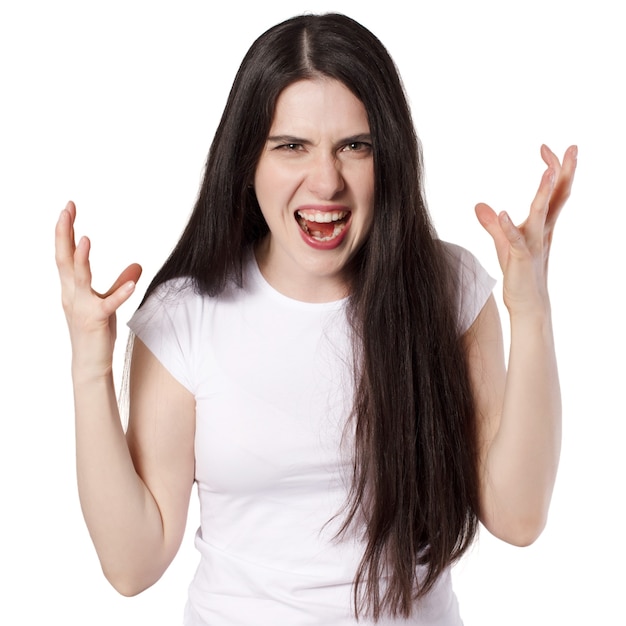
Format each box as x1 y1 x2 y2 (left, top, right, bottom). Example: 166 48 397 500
474 144 577 315
55 201 142 379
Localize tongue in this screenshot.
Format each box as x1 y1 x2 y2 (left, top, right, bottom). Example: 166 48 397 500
305 219 336 237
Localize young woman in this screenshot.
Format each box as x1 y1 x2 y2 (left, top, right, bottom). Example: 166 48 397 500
55 13 577 625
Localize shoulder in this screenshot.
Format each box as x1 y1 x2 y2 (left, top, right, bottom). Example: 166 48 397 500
440 241 486 275
439 240 497 334
127 278 197 334
127 278 221 394
140 277 199 310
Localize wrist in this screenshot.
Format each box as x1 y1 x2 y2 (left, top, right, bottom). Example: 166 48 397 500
71 357 114 385
504 290 552 322
508 308 556 348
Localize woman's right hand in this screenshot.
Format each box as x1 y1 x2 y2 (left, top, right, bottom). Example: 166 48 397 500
55 201 142 380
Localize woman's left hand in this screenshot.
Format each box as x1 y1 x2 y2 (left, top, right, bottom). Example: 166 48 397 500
475 144 577 316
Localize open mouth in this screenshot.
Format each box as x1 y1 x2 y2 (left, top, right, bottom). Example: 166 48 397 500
295 209 350 242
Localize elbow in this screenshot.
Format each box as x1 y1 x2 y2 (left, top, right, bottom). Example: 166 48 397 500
111 581 147 598
482 509 548 547
500 522 545 548
95 537 175 597
480 483 556 547
102 565 159 598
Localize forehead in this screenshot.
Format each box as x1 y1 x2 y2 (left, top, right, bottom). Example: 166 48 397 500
269 79 369 136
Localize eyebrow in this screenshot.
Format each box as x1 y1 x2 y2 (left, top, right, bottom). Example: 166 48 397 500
266 133 373 146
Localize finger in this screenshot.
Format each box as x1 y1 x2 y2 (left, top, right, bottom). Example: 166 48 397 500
65 199 77 224
54 201 77 273
547 145 577 222
101 280 138 317
524 165 556 245
475 202 511 265
475 202 499 238
540 144 562 175
498 211 527 253
101 263 143 298
99 264 142 317
73 235 94 291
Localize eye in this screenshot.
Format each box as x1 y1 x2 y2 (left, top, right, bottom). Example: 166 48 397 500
342 141 372 153
275 143 303 152
340 141 373 160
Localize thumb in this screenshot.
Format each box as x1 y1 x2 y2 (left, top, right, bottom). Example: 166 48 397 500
99 263 143 317
100 263 143 298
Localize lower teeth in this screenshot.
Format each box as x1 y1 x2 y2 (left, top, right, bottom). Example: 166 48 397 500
302 222 344 241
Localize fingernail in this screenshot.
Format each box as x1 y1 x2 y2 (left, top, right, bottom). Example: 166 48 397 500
570 145 578 160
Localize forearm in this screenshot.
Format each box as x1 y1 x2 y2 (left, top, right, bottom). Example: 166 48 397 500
73 371 169 594
482 308 561 544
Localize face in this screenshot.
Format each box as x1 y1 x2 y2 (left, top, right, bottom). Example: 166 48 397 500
253 78 374 302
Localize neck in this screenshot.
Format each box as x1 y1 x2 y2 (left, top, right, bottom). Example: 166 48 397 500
254 237 350 303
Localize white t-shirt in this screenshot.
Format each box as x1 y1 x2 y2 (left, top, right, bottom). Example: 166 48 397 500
128 243 496 625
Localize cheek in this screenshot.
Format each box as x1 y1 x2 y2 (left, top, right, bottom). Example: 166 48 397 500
359 167 375 220
254 162 299 208
253 167 276 219
253 162 270 199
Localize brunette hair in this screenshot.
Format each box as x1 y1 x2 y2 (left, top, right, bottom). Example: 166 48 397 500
141 13 480 620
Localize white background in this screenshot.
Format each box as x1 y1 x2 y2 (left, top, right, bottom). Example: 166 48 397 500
1 1 624 624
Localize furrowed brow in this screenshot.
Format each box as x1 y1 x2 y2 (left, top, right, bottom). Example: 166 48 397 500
266 133 372 146
340 133 372 145
266 135 313 146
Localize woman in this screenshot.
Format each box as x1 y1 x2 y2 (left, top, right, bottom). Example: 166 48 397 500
55 13 577 625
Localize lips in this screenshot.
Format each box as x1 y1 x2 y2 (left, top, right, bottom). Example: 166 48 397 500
295 207 351 245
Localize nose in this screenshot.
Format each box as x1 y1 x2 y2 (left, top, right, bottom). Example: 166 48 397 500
306 153 345 199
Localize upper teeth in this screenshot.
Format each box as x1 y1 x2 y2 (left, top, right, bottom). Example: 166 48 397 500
296 210 348 223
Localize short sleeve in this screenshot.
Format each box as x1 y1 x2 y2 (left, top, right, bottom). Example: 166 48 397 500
127 279 199 393
442 242 497 334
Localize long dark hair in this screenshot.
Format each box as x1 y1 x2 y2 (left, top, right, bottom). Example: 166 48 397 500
141 13 480 620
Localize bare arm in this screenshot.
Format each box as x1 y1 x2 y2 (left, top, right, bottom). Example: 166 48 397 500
467 145 577 545
56 202 195 595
